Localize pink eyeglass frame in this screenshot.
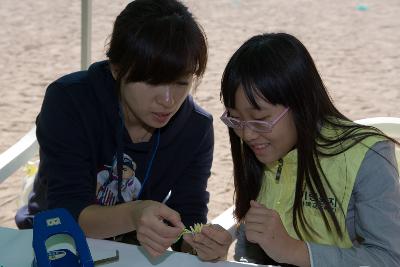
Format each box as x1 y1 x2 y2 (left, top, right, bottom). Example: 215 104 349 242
220 107 290 133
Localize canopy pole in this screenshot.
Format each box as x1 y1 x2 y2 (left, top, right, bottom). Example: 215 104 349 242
81 0 92 70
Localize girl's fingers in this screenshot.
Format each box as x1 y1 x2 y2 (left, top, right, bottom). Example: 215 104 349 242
246 205 278 224
245 229 263 244
245 213 270 224
244 221 267 233
250 200 264 207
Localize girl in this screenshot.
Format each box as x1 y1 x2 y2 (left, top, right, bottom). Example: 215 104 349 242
15 0 230 260
219 33 400 266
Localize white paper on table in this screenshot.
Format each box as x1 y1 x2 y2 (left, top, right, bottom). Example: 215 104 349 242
0 227 34 267
0 227 269 267
87 238 266 267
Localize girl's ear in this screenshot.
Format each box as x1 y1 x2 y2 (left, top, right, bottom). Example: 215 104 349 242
110 63 119 80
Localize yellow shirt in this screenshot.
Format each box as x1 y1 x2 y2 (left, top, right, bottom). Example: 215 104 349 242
257 124 383 248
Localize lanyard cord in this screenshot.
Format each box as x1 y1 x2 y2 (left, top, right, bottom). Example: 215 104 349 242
116 107 124 204
137 129 160 200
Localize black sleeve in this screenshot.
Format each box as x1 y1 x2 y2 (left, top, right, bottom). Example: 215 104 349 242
36 82 96 221
168 121 214 228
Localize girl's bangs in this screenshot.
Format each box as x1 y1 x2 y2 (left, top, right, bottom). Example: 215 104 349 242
222 53 289 110
124 17 204 84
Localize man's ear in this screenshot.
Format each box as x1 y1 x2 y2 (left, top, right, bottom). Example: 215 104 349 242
110 63 119 80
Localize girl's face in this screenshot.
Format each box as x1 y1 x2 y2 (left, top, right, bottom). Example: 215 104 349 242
229 87 297 164
120 75 193 128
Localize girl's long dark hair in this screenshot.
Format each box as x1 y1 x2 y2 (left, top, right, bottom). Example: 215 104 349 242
221 33 399 240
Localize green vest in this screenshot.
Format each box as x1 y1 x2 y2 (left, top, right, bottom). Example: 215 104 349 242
257 125 383 248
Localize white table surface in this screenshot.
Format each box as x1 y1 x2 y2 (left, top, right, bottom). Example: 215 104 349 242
0 227 270 267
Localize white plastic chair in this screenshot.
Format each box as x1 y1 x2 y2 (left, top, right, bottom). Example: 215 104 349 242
355 117 400 139
355 117 400 165
0 127 38 184
211 205 236 237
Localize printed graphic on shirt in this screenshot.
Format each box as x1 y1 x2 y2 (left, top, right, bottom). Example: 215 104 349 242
302 190 337 212
96 153 142 206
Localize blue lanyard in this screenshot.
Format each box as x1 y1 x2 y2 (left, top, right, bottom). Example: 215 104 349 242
137 129 160 200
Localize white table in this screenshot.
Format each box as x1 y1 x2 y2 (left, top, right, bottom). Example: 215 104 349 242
0 227 270 267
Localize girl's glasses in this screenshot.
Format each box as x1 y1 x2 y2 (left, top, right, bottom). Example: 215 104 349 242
220 107 290 133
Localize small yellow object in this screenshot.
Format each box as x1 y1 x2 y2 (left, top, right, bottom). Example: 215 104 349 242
178 223 210 239
24 161 38 177
189 223 209 234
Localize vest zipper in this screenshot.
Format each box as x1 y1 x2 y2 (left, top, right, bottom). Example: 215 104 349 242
275 158 283 183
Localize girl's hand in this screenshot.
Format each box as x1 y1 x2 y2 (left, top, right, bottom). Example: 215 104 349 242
132 200 185 258
244 200 309 266
183 224 232 261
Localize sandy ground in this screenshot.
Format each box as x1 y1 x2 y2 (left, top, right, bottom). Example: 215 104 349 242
0 0 399 259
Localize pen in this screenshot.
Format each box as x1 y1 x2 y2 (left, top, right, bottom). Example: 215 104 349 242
160 190 173 226
162 190 172 204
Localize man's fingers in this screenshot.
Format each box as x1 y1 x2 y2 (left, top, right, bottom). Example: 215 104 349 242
140 238 166 257
193 233 217 250
142 245 160 258
201 224 232 246
194 245 219 261
138 225 177 248
143 206 184 239
183 233 216 253
157 222 185 239
184 232 229 262
184 233 219 261
138 213 183 239
182 233 195 246
158 204 185 229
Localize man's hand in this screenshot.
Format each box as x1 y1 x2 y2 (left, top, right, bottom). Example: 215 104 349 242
183 224 232 261
132 200 185 257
